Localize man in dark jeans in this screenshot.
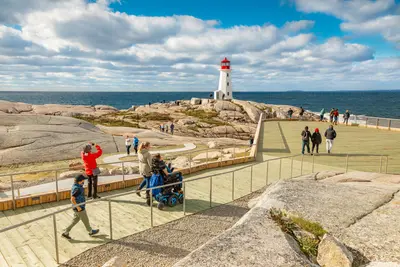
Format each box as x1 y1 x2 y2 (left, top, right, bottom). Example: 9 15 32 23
81 143 102 199
62 175 99 239
301 126 311 154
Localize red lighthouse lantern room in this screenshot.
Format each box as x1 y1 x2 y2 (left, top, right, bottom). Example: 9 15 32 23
221 57 230 70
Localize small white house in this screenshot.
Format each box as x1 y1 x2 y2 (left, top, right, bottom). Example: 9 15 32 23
214 57 232 100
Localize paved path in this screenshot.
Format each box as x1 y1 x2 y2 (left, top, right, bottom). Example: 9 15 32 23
102 143 197 167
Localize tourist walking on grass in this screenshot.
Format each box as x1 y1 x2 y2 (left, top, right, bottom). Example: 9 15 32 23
133 136 139 154
62 175 99 240
125 136 132 155
287 108 294 120
325 125 337 154
343 110 350 125
333 109 339 125
320 108 325 121
311 128 322 155
82 143 102 199
137 142 152 198
329 108 335 123
301 126 311 154
170 122 175 135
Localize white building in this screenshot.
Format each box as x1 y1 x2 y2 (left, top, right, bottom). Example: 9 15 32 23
214 57 232 100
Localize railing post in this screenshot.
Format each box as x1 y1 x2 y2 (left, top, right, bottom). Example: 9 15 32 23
55 170 59 202
345 154 349 173
250 165 253 192
300 155 304 175
312 154 315 173
52 214 59 264
10 175 16 210
150 189 154 227
385 156 389 174
206 149 209 168
266 161 269 185
388 120 391 131
209 176 213 207
108 200 113 240
379 155 383 173
189 153 192 174
279 159 282 179
376 119 379 129
290 157 293 179
122 162 126 188
183 183 186 215
232 171 235 200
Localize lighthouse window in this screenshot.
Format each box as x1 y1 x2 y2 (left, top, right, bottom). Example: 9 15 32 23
227 82 229 86
227 73 229 77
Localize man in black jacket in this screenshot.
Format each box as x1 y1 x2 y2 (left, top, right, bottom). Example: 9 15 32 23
301 126 311 155
311 128 322 155
324 125 337 153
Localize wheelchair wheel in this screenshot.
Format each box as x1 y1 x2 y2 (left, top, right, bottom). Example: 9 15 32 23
167 195 178 207
157 202 165 210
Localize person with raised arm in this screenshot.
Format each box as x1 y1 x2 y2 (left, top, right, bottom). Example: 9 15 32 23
81 142 102 199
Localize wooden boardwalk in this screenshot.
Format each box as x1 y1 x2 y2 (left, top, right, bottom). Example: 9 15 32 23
1 120 399 266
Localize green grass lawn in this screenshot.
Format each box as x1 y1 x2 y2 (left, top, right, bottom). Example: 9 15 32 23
261 121 400 174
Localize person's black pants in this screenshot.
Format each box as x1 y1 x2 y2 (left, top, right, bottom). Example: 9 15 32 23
312 143 319 153
126 145 131 155
87 175 98 198
134 145 138 154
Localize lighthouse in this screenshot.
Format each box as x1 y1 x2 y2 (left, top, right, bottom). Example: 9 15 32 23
214 57 232 100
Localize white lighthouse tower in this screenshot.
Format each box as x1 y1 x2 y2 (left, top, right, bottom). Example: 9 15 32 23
214 57 232 100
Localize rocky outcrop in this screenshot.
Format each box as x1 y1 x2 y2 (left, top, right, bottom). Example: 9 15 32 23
175 172 400 266
232 99 262 123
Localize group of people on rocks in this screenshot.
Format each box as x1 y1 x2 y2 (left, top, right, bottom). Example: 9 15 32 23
301 125 337 155
319 108 351 125
160 122 175 135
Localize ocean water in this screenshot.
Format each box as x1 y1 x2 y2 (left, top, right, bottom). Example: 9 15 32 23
0 91 399 119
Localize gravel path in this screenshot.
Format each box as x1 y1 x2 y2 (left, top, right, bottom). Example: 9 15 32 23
62 188 265 267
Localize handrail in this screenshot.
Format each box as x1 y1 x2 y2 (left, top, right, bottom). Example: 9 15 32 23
0 144 252 178
0 154 285 234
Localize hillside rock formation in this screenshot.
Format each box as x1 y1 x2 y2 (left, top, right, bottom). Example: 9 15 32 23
175 171 400 267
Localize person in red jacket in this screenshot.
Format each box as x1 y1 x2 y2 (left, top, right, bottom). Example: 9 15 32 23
81 143 102 199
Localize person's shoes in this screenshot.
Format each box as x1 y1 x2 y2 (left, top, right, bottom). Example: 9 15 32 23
62 233 71 240
89 229 99 236
94 195 101 199
136 192 141 197
87 196 93 200
311 153 313 155
328 150 331 154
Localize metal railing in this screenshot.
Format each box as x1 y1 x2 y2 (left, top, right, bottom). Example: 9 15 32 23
0 152 391 264
0 144 255 209
343 115 400 130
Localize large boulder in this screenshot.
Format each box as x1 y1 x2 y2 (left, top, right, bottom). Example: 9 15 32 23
317 234 353 267
232 100 262 123
0 100 33 114
174 207 313 267
178 118 197 125
218 110 246 121
214 101 242 112
190 98 201 105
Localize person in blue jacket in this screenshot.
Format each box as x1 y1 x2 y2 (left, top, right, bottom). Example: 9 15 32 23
133 136 139 154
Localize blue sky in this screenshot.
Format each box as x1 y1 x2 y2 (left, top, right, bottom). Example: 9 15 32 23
0 0 400 91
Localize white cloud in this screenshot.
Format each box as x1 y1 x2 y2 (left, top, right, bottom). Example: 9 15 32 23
294 0 396 22
0 0 398 91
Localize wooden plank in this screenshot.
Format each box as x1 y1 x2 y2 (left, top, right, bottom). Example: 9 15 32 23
16 245 44 267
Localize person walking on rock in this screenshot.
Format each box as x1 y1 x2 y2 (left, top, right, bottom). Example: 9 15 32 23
301 126 311 155
170 122 175 135
343 110 351 125
133 136 139 154
287 108 294 120
311 128 322 155
125 136 132 155
62 175 99 240
137 142 152 198
299 107 305 120
329 108 335 123
333 109 339 125
320 108 325 122
324 125 337 154
81 143 102 199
